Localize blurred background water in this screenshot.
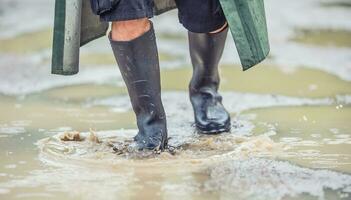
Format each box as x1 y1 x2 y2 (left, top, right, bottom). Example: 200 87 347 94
0 0 351 200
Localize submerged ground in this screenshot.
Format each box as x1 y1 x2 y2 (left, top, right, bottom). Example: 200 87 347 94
0 0 350 199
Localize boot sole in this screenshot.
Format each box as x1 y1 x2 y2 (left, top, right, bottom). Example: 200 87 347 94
196 124 231 135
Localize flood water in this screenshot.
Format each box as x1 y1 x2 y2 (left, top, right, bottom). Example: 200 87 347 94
0 0 351 200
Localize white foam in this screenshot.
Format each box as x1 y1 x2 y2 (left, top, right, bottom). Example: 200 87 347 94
89 91 336 115
336 95 351 104
0 124 26 135
0 54 123 96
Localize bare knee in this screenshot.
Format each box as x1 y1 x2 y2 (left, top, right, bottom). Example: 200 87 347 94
111 18 150 41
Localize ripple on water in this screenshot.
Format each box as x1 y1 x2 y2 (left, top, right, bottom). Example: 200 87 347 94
0 188 10 194
36 129 284 168
31 129 351 200
0 125 26 135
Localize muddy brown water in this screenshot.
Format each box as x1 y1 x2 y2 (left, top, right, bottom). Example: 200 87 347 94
0 65 351 200
1 1 351 199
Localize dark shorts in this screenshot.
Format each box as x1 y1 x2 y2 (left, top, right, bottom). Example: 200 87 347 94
175 0 227 33
92 0 226 33
96 0 154 22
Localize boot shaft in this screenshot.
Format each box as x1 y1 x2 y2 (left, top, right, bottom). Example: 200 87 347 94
188 28 228 92
188 27 231 134
109 22 167 150
109 22 164 117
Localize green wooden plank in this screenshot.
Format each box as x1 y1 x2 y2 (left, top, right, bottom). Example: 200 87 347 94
51 0 66 74
219 0 270 70
247 0 270 57
80 0 109 46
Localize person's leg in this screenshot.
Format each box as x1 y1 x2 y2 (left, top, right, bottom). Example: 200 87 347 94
175 0 231 134
111 18 150 41
91 0 167 150
109 19 167 150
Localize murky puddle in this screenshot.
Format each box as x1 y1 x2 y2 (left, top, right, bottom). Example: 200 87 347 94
292 29 351 48
245 106 351 173
0 64 350 200
1 1 351 199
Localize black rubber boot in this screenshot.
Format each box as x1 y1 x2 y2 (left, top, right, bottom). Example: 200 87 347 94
188 27 231 134
110 22 167 150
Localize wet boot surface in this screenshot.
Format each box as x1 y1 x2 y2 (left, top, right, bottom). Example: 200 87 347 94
188 27 231 134
110 22 168 150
